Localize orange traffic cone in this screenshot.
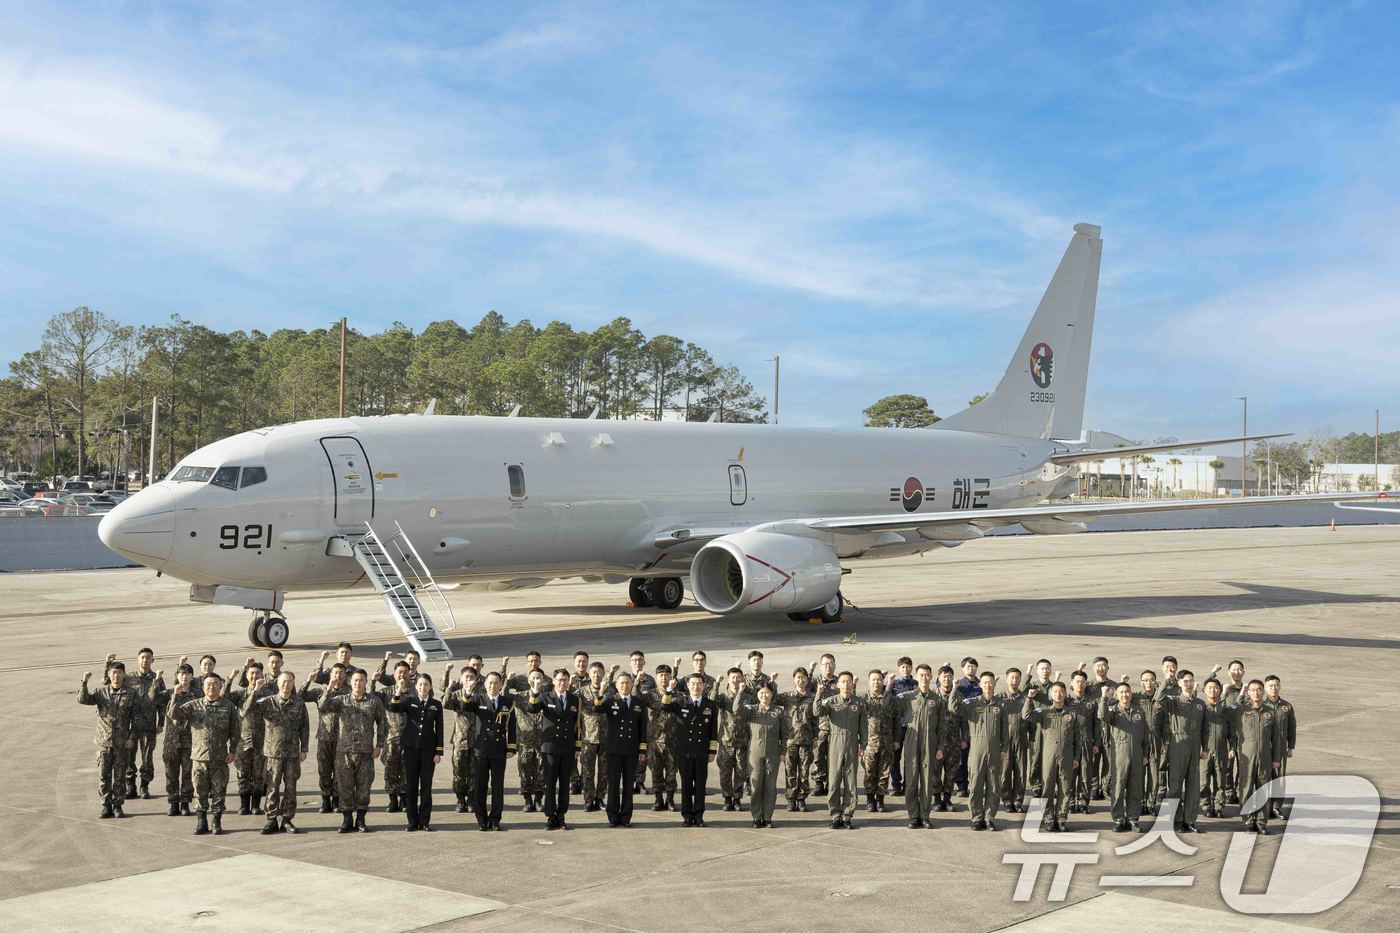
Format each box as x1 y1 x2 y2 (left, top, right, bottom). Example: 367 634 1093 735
1330 519 1336 531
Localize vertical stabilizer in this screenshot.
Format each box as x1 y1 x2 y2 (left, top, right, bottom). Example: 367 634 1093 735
934 224 1101 440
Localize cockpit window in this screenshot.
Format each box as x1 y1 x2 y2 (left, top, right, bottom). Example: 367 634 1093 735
169 466 215 483
240 466 267 488
211 466 240 490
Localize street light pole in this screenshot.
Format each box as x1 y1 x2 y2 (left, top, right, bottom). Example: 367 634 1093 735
1376 408 1381 494
1243 392 1254 493
766 356 780 425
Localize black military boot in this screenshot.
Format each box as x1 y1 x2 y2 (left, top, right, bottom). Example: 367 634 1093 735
260 817 279 835
211 813 224 835
864 795 876 812
787 799 799 812
180 800 192 816
936 793 950 812
113 803 125 818
194 812 209 835
319 796 333 813
167 801 180 816
140 781 151 799
238 793 252 816
666 792 676 811
252 793 265 815
723 796 735 811
282 818 298 834
100 803 113 819
355 809 370 832
523 795 536 814
126 779 138 800
456 794 468 813
330 795 340 811
388 793 403 814
815 780 828 796
876 795 886 812
338 811 354 833
652 793 666 811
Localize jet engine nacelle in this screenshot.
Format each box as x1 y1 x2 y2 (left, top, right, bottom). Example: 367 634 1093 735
689 531 842 615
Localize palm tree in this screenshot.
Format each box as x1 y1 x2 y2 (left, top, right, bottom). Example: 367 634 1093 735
1208 460 1225 497
1167 457 1182 495
1139 455 1155 497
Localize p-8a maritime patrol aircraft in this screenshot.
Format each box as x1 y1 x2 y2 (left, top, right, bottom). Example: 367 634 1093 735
99 224 1374 659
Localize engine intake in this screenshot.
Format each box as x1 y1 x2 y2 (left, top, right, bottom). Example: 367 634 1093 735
690 531 841 615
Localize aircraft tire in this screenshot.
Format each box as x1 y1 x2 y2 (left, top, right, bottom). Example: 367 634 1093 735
813 592 844 624
654 577 684 610
248 616 266 647
628 578 655 607
263 616 290 649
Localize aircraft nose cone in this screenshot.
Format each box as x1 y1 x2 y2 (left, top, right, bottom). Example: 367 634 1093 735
98 486 176 565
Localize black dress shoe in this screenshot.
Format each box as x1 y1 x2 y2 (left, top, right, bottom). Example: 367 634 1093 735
987 819 999 831
683 818 694 827
421 824 434 832
1255 824 1270 836
1131 821 1144 833
831 818 844 829
478 824 491 832
752 819 762 828
908 819 921 828
693 818 706 827
523 800 536 813
100 805 113 819
787 800 799 812
972 819 986 831
1115 820 1130 832
405 825 419 832
1184 824 1200 833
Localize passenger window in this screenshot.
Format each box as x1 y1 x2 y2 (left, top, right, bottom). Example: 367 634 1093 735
240 466 268 489
507 464 526 499
211 466 240 490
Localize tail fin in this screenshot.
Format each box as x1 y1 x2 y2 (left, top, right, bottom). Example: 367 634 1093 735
934 223 1101 440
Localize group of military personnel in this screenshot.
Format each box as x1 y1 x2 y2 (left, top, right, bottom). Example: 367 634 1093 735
79 644 1297 837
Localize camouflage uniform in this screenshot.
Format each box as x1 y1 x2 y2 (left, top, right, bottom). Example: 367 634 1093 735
372 677 410 801
933 687 964 803
860 689 896 801
812 692 867 821
319 691 388 812
169 693 239 815
154 680 196 809
886 688 951 823
715 682 754 803
630 670 659 791
641 684 679 800
122 667 160 794
503 673 546 803
810 673 839 792
78 679 136 811
443 675 486 808
248 692 310 821
1198 698 1233 813
776 687 816 804
225 680 270 799
300 677 349 802
577 680 612 807
1022 702 1083 824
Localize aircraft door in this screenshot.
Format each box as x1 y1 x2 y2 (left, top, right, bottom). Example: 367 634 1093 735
729 464 747 506
320 436 375 526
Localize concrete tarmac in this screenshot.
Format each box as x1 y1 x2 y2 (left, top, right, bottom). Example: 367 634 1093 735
1 524 1398 931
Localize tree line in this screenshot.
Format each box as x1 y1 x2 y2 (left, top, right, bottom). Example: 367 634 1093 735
2 307 768 482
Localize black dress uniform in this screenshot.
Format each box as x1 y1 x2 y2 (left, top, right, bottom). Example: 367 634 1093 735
597 693 649 826
387 691 444 831
460 692 517 830
659 692 719 825
534 689 583 828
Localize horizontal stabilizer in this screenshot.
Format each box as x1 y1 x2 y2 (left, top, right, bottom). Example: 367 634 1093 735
1048 433 1292 465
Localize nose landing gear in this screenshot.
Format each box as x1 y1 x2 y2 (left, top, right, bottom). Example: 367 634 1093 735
248 612 290 649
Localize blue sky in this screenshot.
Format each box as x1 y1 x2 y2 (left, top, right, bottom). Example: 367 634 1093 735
1 1 1396 439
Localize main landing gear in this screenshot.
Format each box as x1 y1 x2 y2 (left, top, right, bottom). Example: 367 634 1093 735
248 612 290 649
628 576 685 610
788 591 845 624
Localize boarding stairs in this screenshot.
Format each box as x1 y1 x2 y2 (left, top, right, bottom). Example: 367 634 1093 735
351 521 457 661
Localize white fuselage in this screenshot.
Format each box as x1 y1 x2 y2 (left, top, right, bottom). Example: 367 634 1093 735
99 414 1067 591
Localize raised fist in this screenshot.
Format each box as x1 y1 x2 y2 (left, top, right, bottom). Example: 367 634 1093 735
83 671 92 683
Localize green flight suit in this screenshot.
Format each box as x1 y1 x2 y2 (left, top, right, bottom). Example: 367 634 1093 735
887 688 951 822
1098 695 1150 824
948 690 1010 823
812 693 867 820
1022 702 1083 823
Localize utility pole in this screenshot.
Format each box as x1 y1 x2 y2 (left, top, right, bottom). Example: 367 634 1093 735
1243 392 1254 493
772 355 780 425
148 396 159 486
1376 408 1381 494
338 317 347 419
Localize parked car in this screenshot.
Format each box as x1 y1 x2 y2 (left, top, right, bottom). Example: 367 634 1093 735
21 482 51 497
63 480 94 493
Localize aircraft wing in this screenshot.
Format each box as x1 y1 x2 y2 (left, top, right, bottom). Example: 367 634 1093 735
1047 433 1291 465
651 491 1387 548
796 491 1385 535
